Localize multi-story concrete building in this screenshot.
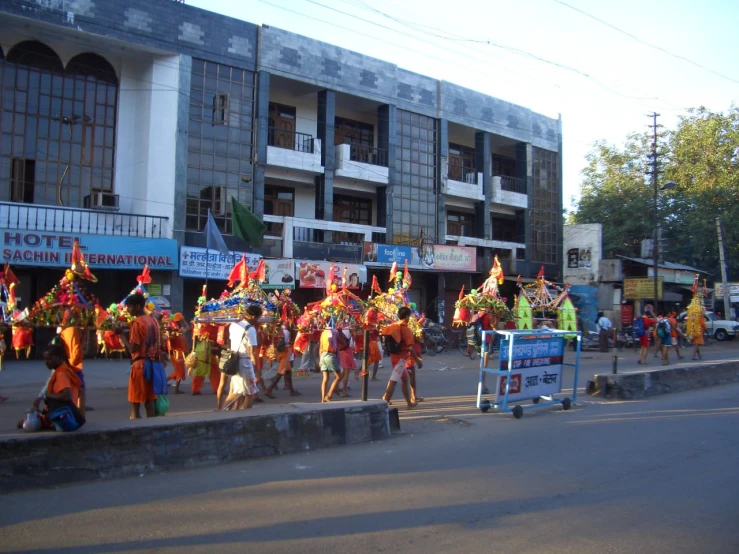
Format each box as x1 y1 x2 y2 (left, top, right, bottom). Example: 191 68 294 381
0 0 562 324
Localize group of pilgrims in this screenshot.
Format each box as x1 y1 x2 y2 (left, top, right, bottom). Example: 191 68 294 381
9 239 695 433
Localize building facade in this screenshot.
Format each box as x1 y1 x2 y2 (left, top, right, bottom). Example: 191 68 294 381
0 0 563 323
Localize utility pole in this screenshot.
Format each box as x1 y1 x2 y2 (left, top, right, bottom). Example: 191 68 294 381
647 113 663 312
716 216 732 319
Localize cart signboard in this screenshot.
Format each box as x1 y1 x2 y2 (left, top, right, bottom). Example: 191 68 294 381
496 335 564 402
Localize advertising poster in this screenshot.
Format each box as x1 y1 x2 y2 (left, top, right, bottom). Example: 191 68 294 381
297 261 366 289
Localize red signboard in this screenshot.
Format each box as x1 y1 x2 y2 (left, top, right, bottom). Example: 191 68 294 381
621 304 634 325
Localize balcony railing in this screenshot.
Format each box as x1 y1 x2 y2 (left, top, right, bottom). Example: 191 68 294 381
0 202 169 238
498 175 527 194
349 144 387 167
294 226 365 246
448 163 478 184
268 127 315 153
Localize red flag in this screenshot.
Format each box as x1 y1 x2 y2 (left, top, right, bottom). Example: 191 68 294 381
389 261 398 282
537 265 545 280
458 285 465 300
403 259 412 288
371 275 383 295
136 265 152 284
227 255 247 288
1 263 19 286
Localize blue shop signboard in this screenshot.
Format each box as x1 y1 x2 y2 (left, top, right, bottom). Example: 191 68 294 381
363 242 425 269
1 230 179 270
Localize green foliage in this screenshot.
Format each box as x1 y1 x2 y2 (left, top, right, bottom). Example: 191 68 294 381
571 106 739 281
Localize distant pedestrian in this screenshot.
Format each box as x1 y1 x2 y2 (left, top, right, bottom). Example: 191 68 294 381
656 317 672 365
264 322 300 398
637 313 657 365
596 312 612 352
667 312 684 360
222 305 261 410
689 314 707 360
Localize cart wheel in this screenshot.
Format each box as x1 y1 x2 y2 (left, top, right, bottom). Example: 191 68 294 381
532 397 540 404
512 405 524 419
562 398 572 411
480 399 491 413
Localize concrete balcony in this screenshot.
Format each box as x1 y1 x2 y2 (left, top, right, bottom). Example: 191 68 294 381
267 128 323 174
0 201 170 239
492 176 527 208
264 214 385 262
445 234 525 252
334 143 389 184
446 165 483 201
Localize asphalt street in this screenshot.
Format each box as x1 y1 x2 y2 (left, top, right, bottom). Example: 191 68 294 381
1 377 738 552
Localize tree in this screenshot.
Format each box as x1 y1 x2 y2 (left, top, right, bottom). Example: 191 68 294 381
664 107 739 281
571 106 739 282
570 133 654 259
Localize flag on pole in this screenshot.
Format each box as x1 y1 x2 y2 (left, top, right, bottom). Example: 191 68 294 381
231 197 266 247
227 255 248 288
205 211 230 256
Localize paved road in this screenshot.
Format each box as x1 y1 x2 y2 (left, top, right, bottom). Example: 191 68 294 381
1 381 738 553
1 341 738 435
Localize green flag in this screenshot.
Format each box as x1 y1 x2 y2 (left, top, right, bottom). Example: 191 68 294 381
231 197 266 247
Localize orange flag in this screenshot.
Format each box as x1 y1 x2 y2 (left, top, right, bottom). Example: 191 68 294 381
389 261 398 282
248 258 266 283
537 265 545 280
70 239 97 282
403 259 412 288
371 275 383 295
491 254 504 284
227 255 248 288
342 266 348 291
458 285 465 300
326 264 335 295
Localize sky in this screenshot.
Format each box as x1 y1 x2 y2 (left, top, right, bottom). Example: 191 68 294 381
188 0 739 212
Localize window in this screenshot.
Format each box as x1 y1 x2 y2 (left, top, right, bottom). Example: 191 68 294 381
492 154 516 177
447 210 473 237
491 215 516 242
263 184 294 237
0 42 118 205
213 93 228 124
393 110 438 244
334 117 373 147
448 143 474 181
530 148 559 264
186 60 254 232
10 158 35 203
268 102 297 150
333 194 371 225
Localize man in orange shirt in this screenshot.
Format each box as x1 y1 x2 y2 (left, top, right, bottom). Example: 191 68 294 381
119 293 167 420
59 321 89 417
380 307 421 409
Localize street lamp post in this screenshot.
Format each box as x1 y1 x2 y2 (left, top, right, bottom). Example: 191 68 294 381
653 180 678 313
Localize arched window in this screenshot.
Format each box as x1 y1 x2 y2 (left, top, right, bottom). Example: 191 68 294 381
66 53 117 85
6 40 64 72
0 43 118 206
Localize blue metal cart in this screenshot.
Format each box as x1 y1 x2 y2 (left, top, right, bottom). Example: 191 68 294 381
476 329 582 419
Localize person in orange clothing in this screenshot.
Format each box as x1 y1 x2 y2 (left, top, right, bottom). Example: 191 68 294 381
367 328 383 380
118 293 167 420
264 322 301 398
19 344 84 431
59 321 90 417
690 314 707 360
166 313 190 394
667 311 684 360
380 307 421 409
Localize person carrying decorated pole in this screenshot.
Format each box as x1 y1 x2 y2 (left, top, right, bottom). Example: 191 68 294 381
686 276 709 361
222 304 262 410
380 306 420 409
